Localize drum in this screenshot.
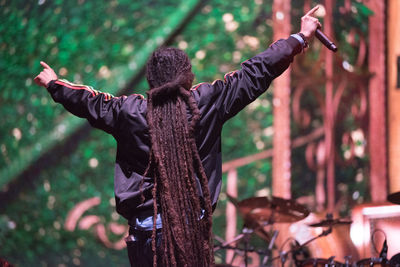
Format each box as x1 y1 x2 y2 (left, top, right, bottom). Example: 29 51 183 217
356 258 389 266
290 213 360 263
389 253 400 266
299 257 343 267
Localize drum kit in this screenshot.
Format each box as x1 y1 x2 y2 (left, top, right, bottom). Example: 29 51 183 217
213 192 400 267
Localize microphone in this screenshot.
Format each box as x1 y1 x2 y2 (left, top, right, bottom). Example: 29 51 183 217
315 29 338 52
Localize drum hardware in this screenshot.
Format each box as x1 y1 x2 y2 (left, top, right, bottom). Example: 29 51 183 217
292 239 311 266
213 233 247 262
242 227 252 267
387 191 400 205
272 212 354 266
308 213 352 228
219 195 312 266
213 234 245 267
356 257 389 266
213 227 258 267
261 230 279 266
219 194 310 267
270 226 334 267
343 255 352 267
218 194 400 267
214 226 278 267
213 228 253 252
219 197 371 267
269 240 303 267
289 214 354 266
214 228 278 267
214 234 228 244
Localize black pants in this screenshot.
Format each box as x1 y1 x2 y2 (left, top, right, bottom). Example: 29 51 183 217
126 227 163 267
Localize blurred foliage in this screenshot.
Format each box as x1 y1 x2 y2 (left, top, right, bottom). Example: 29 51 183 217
0 0 183 174
0 0 371 266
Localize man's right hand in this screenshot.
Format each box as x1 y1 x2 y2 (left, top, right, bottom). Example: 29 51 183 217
300 6 322 42
34 61 58 88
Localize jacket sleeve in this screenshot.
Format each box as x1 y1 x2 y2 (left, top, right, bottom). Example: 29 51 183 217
211 36 302 122
46 79 127 134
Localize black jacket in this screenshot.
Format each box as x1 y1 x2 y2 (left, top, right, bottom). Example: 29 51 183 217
47 36 302 221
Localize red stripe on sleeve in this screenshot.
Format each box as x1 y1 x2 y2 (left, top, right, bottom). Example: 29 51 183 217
55 80 96 97
191 83 206 91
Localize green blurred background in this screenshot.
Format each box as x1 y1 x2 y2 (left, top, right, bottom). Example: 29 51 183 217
0 0 370 266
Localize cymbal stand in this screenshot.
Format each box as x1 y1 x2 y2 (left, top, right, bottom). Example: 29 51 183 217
296 226 332 248
214 229 250 252
213 227 254 267
261 230 279 267
271 227 333 266
214 204 282 267
242 227 252 267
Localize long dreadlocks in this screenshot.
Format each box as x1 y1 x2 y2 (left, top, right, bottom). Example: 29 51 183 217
144 47 214 267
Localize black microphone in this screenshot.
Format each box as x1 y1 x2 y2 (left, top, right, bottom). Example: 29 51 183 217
315 29 338 52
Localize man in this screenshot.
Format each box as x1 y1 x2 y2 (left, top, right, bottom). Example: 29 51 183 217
34 6 321 267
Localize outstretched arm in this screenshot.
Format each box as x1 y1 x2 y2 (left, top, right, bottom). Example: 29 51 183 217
34 62 128 134
207 6 321 122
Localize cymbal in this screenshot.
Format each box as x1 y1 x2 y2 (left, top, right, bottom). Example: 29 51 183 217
236 196 310 223
308 218 352 227
387 191 400 204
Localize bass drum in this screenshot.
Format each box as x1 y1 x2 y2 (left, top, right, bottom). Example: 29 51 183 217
289 213 360 264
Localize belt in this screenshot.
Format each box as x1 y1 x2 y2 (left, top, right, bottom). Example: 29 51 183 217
128 209 157 227
125 226 162 243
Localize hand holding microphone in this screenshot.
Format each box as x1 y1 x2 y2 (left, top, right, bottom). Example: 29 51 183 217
299 5 338 52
